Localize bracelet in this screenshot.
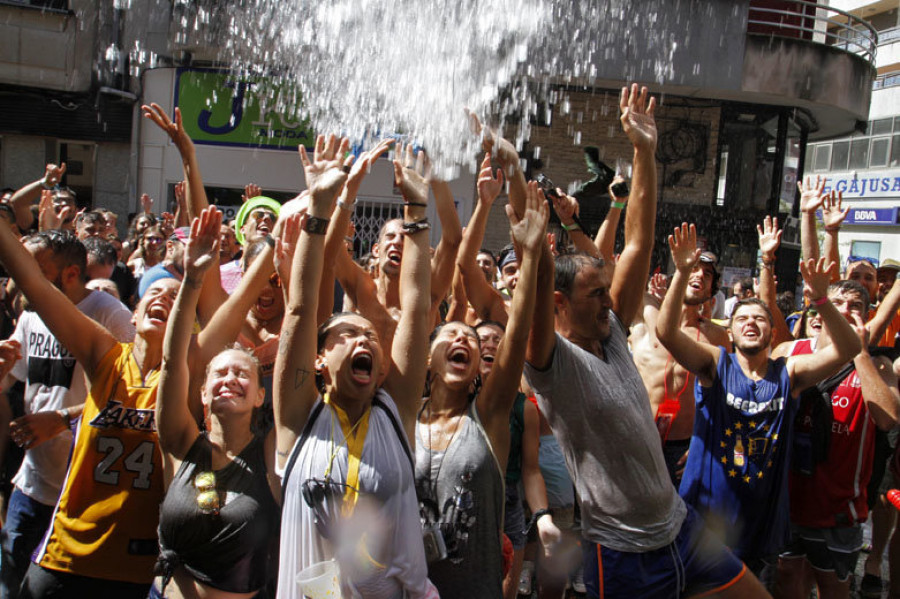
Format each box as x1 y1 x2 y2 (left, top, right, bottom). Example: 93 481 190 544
404 201 427 208
304 215 330 235
810 296 829 307
761 258 775 267
611 201 627 210
41 181 55 191
401 219 430 235
523 508 552 535
561 222 581 232
337 199 356 212
824 226 841 233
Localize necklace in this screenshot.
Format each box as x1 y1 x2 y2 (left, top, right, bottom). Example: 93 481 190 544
323 393 371 512
425 399 466 500
130 347 159 388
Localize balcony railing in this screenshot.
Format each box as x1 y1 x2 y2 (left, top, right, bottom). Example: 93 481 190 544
748 0 877 66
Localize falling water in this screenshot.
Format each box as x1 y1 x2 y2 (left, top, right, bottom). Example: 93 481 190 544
161 0 710 178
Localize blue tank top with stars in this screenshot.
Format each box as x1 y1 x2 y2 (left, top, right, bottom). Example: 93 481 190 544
678 347 795 561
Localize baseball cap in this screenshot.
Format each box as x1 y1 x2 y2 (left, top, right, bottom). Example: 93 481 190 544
168 227 190 243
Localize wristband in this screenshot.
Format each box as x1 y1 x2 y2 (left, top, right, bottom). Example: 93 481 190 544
337 199 355 212
404 201 428 208
401 219 430 235
611 201 626 210
304 215 329 235
824 226 841 233
810 296 828 307
41 181 55 191
561 222 581 232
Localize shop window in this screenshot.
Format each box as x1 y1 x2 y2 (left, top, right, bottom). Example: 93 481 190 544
831 140 850 171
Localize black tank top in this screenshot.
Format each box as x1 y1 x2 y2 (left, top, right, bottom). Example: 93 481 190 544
156 433 280 593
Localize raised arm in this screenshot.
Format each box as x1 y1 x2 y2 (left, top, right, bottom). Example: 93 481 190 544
142 104 209 219
479 181 548 452
798 175 825 263
788 258 862 395
382 144 432 439
610 84 657 327
655 223 721 386
158 207 221 461
273 135 352 465
457 154 509 325
853 320 900 431
820 190 846 283
430 177 462 314
595 176 628 262
8 164 66 231
869 277 900 344
756 216 793 346
0 225 115 376
471 113 527 219
551 191 599 258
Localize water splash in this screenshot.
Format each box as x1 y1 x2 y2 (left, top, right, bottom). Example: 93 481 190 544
165 0 694 178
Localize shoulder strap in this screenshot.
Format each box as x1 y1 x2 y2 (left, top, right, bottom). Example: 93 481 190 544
281 400 325 497
816 361 856 397
372 395 414 473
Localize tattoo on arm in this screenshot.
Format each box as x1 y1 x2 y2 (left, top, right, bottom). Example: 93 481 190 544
294 368 311 390
277 448 289 458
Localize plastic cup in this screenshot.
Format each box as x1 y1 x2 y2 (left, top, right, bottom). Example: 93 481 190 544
296 560 342 598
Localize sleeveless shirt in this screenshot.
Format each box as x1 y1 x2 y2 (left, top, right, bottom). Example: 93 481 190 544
679 348 795 560
157 434 280 593
415 399 505 599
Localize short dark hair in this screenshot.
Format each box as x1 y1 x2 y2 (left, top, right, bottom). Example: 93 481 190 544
82 236 118 266
77 210 106 228
475 319 506 334
554 252 605 297
730 297 773 326
241 238 270 272
828 279 870 310
24 229 88 282
477 249 496 264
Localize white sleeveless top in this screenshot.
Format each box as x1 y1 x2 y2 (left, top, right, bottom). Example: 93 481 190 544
277 390 437 599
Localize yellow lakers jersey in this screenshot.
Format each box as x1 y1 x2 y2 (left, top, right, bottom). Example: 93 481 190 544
36 343 163 584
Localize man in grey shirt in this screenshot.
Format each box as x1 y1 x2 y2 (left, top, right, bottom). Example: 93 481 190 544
522 85 768 598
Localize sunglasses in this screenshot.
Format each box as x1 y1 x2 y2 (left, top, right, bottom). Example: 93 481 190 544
250 210 277 224
268 272 282 288
301 477 359 540
806 307 818 318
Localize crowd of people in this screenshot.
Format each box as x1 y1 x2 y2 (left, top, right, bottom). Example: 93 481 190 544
0 82 895 599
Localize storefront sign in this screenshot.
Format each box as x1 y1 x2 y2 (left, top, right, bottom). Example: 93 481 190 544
822 171 900 198
842 207 898 226
174 68 314 150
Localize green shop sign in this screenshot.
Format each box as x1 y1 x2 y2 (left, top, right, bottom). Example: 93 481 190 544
174 68 314 150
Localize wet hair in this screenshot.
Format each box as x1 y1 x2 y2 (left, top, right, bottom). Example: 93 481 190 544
429 321 481 348
24 229 88 283
316 312 375 353
82 236 117 266
205 345 264 387
730 297 774 327
828 279 870 310
554 252 605 297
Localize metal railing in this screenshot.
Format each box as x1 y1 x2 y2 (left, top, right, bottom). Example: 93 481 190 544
747 0 878 66
873 71 900 90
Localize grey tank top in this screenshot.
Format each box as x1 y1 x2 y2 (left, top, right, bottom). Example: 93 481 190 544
414 399 504 599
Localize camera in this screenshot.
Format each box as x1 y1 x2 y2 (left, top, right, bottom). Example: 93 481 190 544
422 524 448 563
533 174 561 199
610 180 629 198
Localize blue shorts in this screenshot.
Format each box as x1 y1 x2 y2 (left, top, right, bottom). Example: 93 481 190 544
581 504 746 598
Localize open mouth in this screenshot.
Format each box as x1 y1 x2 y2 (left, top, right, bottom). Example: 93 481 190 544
257 295 275 309
449 347 470 370
350 352 373 384
387 250 402 266
147 304 170 324
481 354 495 365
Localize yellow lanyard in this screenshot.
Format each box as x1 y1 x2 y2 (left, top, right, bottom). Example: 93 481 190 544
323 394 371 513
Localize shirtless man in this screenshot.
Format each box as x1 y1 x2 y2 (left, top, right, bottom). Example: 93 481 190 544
631 251 730 485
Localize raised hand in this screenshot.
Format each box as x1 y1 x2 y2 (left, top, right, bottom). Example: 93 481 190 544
799 257 837 300
756 215 782 260
0 340 21 382
620 83 657 151
550 190 579 227
142 104 194 156
242 183 262 204
346 138 394 199
507 181 549 254
821 190 849 230
667 223 700 273
38 190 64 231
468 111 520 170
42 163 66 189
476 153 504 206
647 269 669 303
11 410 68 450
392 142 431 206
184 207 222 281
798 175 826 214
298 134 353 212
